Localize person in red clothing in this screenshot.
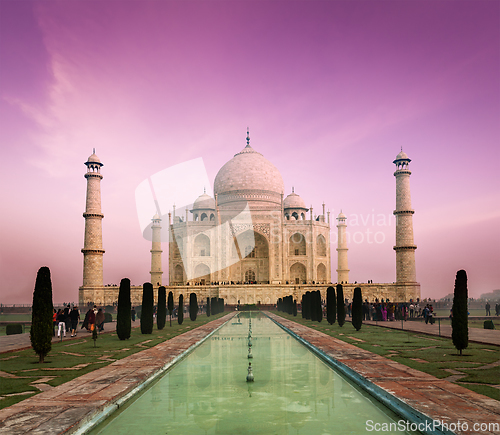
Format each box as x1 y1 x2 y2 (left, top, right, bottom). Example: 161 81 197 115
88 308 96 332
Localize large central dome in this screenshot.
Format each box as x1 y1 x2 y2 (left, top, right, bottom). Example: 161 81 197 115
214 141 284 208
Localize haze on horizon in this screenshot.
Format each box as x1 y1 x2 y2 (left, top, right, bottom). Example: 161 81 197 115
0 0 499 304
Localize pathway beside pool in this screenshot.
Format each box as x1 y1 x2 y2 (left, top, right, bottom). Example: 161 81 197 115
0 312 499 434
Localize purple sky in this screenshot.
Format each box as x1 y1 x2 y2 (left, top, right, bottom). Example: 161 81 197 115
1 1 499 304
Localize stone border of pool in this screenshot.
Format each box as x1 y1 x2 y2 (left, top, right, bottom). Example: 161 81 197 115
0 313 235 434
267 312 500 435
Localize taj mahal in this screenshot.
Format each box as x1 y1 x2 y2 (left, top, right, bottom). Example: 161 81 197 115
79 131 420 306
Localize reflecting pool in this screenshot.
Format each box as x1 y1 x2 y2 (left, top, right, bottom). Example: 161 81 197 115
89 313 418 434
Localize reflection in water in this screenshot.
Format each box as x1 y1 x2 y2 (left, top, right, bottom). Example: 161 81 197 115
89 313 417 435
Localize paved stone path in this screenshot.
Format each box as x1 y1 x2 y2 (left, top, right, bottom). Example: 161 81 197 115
268 313 500 435
0 321 119 354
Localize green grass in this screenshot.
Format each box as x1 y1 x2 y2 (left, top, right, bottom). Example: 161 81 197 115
0 312 225 409
273 311 500 401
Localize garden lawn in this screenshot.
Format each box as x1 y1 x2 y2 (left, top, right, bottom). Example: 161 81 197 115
0 312 225 409
273 311 500 401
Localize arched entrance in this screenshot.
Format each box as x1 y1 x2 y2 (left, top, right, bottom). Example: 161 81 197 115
230 230 269 283
290 262 306 284
317 263 326 283
194 263 210 285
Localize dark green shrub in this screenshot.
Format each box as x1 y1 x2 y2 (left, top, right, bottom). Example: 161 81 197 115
303 291 311 320
316 291 323 323
293 300 297 317
178 294 184 325
484 320 495 330
141 283 154 334
326 286 336 325
167 291 174 326
104 313 113 323
157 286 166 330
6 324 23 335
452 270 469 355
352 287 362 331
189 293 198 321
336 284 345 327
117 278 131 340
30 267 53 363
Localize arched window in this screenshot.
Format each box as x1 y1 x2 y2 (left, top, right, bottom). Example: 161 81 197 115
317 234 327 257
245 269 256 282
200 213 208 221
289 233 306 256
194 234 210 256
210 213 215 221
292 212 299 220
301 213 305 220
174 264 184 283
285 213 290 220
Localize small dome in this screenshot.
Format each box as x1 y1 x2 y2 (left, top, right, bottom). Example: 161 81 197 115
193 193 215 210
337 211 346 219
284 192 307 210
394 150 410 162
87 152 101 164
152 212 161 220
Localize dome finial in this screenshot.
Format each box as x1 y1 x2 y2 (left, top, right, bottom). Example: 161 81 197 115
93 147 96 154
292 186 294 193
246 128 250 146
204 186 206 194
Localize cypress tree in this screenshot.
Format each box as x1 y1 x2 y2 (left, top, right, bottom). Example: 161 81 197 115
30 267 53 363
178 294 184 325
317 290 323 322
311 291 318 322
167 291 174 326
304 291 311 320
211 297 217 314
326 286 336 325
157 286 166 330
206 297 211 317
337 284 345 327
189 293 198 321
117 278 132 340
141 282 154 334
352 287 363 331
452 270 469 355
293 299 297 316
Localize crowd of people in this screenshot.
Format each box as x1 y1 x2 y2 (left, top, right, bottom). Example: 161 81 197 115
336 301 436 323
52 305 106 337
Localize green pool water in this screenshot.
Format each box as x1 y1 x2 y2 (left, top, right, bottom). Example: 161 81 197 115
89 313 418 434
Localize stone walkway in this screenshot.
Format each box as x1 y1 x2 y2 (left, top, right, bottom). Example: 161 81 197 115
0 322 118 354
268 313 500 435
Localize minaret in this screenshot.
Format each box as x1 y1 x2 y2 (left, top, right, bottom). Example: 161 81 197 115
393 150 417 283
82 150 105 288
150 213 163 286
336 211 349 283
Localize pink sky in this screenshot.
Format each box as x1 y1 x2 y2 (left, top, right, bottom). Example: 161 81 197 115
0 0 499 304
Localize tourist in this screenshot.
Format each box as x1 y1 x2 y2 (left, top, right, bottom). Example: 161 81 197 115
64 305 72 334
56 309 66 337
88 308 96 332
95 308 105 332
69 306 80 337
485 302 491 316
131 306 136 322
52 308 57 336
